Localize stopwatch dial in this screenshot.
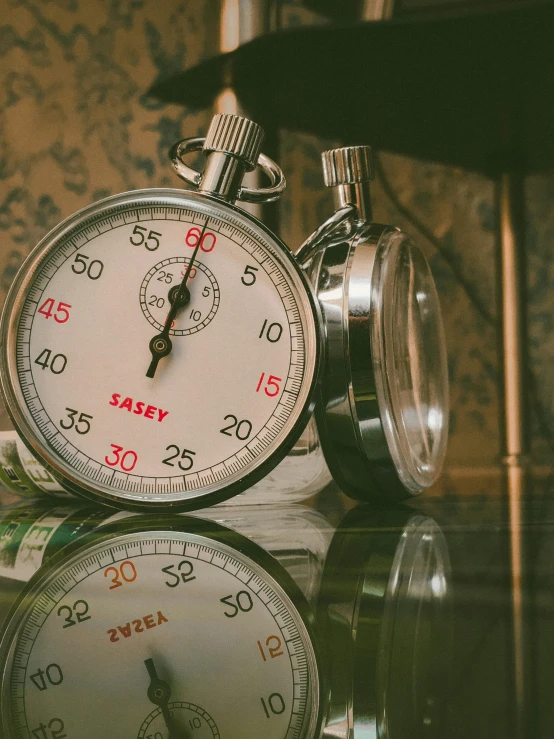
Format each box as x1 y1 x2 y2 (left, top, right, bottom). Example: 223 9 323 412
139 702 219 738
140 258 220 336
0 531 319 739
4 193 318 507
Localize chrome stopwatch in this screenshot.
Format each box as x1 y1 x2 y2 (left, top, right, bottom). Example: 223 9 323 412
0 514 323 739
0 114 320 511
299 146 449 500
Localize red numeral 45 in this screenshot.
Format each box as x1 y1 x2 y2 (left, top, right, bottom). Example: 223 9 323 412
38 299 72 323
105 444 138 472
256 373 282 397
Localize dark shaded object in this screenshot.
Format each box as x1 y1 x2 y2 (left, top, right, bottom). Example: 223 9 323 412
150 2 554 176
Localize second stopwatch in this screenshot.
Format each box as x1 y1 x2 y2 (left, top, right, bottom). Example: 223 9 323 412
0 115 320 511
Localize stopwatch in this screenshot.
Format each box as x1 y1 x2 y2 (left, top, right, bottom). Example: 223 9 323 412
0 114 320 511
318 505 452 739
298 145 449 501
0 513 323 739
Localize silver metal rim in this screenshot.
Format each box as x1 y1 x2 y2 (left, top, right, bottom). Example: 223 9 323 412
0 188 321 511
169 137 286 204
313 223 411 501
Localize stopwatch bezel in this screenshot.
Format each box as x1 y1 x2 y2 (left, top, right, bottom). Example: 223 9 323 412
311 223 449 502
317 505 452 739
0 514 325 739
0 188 322 512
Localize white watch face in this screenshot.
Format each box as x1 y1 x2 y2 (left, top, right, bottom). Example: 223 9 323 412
0 528 320 739
2 190 318 508
371 231 449 492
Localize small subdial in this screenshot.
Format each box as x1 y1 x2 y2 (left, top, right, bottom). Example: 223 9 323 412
138 701 220 739
140 257 220 335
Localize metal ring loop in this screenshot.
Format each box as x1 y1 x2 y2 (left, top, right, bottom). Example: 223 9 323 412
169 137 286 205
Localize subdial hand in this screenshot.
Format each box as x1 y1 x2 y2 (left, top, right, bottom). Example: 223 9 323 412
144 658 179 739
146 217 210 378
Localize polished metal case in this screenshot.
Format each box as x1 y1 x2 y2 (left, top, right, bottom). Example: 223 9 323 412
303 145 449 501
310 221 414 501
0 187 322 511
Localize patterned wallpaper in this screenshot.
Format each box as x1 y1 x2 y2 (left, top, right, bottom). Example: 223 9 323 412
0 0 553 486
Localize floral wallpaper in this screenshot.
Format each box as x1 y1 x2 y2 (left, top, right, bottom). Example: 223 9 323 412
0 0 552 489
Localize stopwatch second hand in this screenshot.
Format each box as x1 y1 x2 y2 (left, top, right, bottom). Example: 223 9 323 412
146 217 209 379
144 657 180 739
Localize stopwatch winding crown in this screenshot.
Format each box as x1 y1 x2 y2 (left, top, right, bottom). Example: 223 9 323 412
169 113 285 204
204 114 264 172
321 145 375 187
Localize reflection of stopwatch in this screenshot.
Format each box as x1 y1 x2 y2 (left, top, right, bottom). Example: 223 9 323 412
0 114 321 511
318 506 452 739
0 515 323 739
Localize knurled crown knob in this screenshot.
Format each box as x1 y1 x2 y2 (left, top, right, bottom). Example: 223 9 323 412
322 146 375 187
203 114 264 172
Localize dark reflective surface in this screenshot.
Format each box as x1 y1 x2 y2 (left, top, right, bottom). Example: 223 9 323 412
0 482 553 738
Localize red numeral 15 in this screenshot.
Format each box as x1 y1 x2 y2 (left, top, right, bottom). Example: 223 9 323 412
256 373 282 397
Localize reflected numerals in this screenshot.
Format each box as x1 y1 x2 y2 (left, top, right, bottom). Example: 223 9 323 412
30 664 64 692
30 718 66 739
57 600 90 629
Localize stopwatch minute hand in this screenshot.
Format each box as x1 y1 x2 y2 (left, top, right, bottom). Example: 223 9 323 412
144 658 181 739
146 217 209 379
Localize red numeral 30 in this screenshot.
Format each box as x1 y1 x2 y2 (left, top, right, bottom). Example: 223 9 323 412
38 298 71 323
105 444 138 472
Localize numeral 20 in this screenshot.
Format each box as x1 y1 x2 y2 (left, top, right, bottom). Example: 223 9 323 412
38 299 71 323
104 560 137 590
220 415 252 440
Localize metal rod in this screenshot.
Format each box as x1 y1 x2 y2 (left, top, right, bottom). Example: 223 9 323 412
497 170 529 739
